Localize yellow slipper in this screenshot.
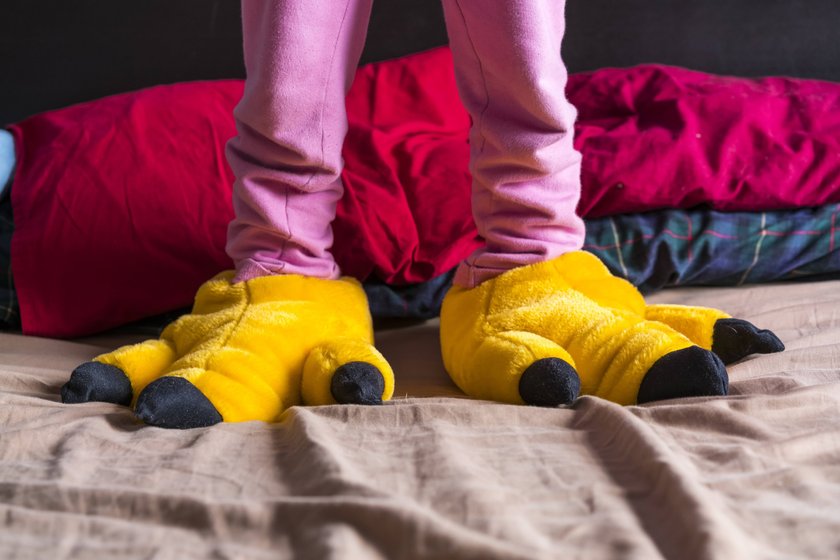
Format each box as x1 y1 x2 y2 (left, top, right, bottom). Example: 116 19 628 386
440 251 784 407
61 272 395 428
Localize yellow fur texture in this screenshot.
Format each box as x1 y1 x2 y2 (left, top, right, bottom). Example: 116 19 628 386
440 251 731 406
94 272 394 422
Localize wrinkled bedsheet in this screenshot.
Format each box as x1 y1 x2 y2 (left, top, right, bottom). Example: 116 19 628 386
1 280 839 559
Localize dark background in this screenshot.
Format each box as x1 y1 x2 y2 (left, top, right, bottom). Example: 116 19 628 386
1 0 839 126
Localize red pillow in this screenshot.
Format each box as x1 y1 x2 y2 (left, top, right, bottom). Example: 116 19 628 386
10 81 243 337
569 65 840 217
10 46 840 337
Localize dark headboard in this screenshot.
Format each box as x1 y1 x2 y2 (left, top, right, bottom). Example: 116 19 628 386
2 0 838 126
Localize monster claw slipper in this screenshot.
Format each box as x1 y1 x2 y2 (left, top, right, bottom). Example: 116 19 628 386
440 251 784 406
63 271 395 428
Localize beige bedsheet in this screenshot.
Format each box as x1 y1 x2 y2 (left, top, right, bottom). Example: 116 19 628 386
1 280 839 559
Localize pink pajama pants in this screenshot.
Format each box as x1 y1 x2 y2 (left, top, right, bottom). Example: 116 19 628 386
226 0 585 289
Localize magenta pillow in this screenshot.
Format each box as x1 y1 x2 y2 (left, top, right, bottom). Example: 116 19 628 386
569 65 840 217
9 46 840 337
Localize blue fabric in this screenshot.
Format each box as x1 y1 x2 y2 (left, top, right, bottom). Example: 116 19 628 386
0 130 14 201
363 269 456 319
585 205 840 293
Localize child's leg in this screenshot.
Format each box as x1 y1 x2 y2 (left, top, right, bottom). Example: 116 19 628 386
62 0 397 428
225 0 374 282
439 0 586 289
437 1 772 407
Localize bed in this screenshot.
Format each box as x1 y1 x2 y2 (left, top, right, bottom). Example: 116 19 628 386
2 1 840 558
2 280 839 558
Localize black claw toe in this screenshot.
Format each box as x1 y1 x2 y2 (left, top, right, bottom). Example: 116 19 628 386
330 362 385 405
519 357 581 407
638 346 728 404
61 362 133 406
134 377 222 429
713 318 785 364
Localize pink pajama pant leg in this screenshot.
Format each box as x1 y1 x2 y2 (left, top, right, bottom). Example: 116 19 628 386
226 0 584 288
225 0 373 282
441 0 585 288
